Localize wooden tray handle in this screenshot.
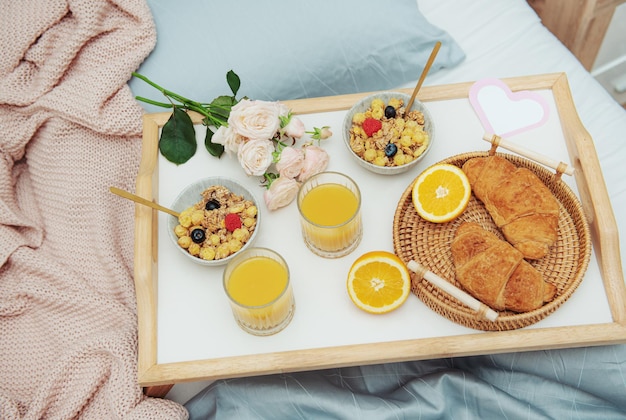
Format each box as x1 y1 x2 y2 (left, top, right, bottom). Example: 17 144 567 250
483 133 574 179
407 260 499 322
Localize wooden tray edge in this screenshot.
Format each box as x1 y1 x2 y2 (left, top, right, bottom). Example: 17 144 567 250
138 322 626 387
551 73 626 322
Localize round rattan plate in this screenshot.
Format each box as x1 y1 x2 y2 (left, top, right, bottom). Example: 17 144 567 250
392 151 592 331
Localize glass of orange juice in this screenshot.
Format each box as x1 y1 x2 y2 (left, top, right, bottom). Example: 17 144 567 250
223 247 295 336
297 171 362 258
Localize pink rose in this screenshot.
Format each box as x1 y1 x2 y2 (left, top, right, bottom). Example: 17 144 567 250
237 139 275 176
275 146 304 179
298 146 329 182
282 116 305 139
318 126 333 140
264 176 300 210
211 125 243 155
228 99 281 140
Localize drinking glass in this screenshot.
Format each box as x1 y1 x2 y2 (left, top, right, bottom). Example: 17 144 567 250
297 171 362 258
223 247 295 336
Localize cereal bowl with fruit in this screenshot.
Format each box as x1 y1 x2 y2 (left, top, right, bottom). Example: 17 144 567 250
343 92 435 175
167 177 261 267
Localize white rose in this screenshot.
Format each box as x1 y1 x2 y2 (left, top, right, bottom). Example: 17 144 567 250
237 139 275 176
276 146 304 179
228 99 281 140
298 146 330 182
278 103 291 117
211 125 243 155
264 176 300 210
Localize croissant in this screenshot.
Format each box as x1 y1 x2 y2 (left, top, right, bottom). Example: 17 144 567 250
451 222 557 312
462 156 559 259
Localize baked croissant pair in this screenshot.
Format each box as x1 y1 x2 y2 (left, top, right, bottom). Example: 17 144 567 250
451 156 559 312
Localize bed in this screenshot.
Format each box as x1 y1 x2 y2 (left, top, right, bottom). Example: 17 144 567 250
133 0 626 416
1 0 624 418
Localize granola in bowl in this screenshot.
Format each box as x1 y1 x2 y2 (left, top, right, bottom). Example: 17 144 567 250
167 177 261 266
343 92 435 175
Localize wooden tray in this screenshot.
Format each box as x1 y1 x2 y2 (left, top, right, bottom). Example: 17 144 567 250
134 73 626 388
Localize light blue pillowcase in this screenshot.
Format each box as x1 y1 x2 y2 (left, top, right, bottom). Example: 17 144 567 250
130 0 465 112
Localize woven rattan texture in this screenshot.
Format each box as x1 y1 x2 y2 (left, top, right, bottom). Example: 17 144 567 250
393 151 591 331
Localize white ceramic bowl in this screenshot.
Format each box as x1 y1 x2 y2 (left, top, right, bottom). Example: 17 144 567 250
167 176 261 267
343 91 435 175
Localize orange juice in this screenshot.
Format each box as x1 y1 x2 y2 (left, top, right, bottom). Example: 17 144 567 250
300 183 359 226
297 172 362 258
227 256 287 306
223 248 295 336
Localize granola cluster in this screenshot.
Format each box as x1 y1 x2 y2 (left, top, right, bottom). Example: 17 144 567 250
349 97 429 167
174 185 258 261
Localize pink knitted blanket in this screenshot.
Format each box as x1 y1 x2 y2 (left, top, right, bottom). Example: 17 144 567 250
0 1 186 418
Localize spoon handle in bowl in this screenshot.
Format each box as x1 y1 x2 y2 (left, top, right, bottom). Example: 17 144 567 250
407 41 441 111
109 186 180 218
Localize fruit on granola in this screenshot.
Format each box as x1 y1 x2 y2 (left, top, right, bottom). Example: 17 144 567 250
384 105 396 119
384 143 398 157
205 199 221 210
412 163 471 223
362 118 382 137
347 251 411 314
190 228 206 243
224 213 242 232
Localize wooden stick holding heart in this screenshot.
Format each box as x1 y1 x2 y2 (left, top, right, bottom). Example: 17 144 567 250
469 78 574 176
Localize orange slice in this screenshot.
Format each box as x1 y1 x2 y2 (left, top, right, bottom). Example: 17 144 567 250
346 251 411 314
411 163 471 223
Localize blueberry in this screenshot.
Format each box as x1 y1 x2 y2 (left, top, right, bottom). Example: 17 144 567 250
190 228 206 244
384 105 396 119
384 143 398 157
205 199 220 211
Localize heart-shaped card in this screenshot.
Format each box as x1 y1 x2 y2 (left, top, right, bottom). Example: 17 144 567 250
469 78 550 138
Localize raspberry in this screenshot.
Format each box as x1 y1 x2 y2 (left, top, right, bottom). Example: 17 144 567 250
362 118 382 137
224 213 242 232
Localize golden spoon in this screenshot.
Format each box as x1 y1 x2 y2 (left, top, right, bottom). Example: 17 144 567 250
109 186 180 218
406 41 441 111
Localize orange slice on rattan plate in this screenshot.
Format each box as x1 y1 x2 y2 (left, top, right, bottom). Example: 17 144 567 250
411 163 471 223
347 251 411 314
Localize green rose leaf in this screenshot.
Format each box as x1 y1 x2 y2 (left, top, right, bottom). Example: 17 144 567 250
159 107 197 164
205 128 225 158
133 71 243 163
227 70 240 96
210 95 238 121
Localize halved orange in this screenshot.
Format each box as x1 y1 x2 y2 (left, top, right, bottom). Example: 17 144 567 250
411 163 471 223
346 251 411 314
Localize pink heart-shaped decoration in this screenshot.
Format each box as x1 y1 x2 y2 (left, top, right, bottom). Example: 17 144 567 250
469 78 549 138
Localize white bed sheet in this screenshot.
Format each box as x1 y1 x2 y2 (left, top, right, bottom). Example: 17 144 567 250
166 0 626 404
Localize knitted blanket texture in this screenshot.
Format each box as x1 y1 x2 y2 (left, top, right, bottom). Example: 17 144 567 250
0 1 186 418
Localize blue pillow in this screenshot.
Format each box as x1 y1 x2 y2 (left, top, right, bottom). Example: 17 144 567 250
130 0 465 113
